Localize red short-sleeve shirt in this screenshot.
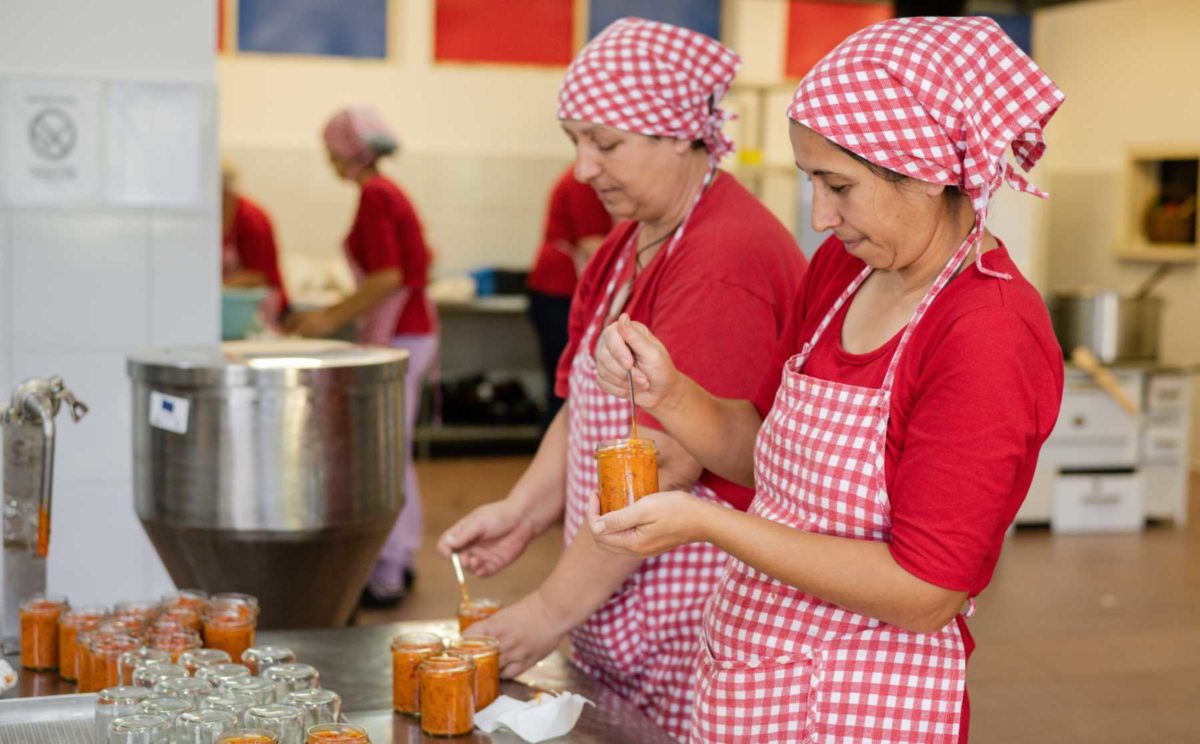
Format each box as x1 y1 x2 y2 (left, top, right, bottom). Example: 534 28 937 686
346 175 434 335
527 168 614 298
776 235 1064 739
224 195 289 306
557 172 809 510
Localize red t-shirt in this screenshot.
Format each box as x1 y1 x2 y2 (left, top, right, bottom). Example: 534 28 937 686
527 168 614 298
774 235 1064 740
346 175 434 335
557 172 809 511
224 195 288 306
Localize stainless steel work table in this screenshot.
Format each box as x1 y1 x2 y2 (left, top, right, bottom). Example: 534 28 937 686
1 619 674 743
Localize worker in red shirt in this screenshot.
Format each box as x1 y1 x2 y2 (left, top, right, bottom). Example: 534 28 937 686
438 19 807 739
589 17 1066 742
221 161 289 327
286 106 437 608
526 166 613 426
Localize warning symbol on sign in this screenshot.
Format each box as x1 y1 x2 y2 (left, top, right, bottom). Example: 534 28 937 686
28 107 77 161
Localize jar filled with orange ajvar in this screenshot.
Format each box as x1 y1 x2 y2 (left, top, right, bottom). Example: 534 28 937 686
19 594 69 670
93 633 140 690
447 635 501 710
203 598 258 661
305 723 370 742
456 599 501 633
594 437 659 514
390 632 444 715
418 654 476 737
58 604 107 680
151 628 202 663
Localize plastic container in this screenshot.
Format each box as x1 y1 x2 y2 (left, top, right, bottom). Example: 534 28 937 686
418 654 476 737
390 632 444 715
19 594 68 670
595 438 659 514
223 287 269 340
448 635 501 710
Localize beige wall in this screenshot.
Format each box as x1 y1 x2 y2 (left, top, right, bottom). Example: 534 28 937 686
1034 0 1200 467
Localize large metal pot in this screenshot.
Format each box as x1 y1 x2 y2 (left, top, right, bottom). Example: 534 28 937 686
1047 290 1162 363
127 340 407 628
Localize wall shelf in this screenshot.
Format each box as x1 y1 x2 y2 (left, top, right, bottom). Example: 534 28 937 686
1119 147 1199 263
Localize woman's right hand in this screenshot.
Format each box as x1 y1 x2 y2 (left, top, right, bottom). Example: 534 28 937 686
595 313 679 411
436 498 540 577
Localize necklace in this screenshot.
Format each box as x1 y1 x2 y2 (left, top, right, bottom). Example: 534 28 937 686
635 222 682 269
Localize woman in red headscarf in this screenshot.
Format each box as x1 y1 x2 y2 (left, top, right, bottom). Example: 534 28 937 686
591 17 1066 742
438 18 807 739
287 105 437 607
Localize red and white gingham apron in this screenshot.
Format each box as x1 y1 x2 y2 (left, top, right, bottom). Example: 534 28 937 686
691 238 977 743
564 171 728 742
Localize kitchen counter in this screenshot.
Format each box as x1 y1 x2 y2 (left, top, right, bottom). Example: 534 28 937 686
1 619 673 743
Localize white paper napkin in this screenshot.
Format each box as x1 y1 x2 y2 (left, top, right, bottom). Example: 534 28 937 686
474 692 593 742
0 659 16 692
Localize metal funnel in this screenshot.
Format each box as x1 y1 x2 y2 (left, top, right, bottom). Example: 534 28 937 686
128 340 408 628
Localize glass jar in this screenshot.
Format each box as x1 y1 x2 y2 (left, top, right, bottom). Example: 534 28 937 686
262 663 318 701
197 662 252 689
244 702 305 744
594 437 659 514
201 691 257 721
162 589 208 611
155 675 215 706
119 648 171 686
456 598 501 633
19 594 68 670
95 634 142 691
176 708 239 744
107 713 171 743
161 607 204 635
216 730 279 744
203 609 258 662
151 629 203 663
390 632 444 715
139 695 196 734
223 676 277 705
58 604 107 681
180 648 231 675
304 723 369 743
448 635 501 710
418 654 476 737
133 662 190 689
95 685 154 744
285 688 341 727
241 645 296 676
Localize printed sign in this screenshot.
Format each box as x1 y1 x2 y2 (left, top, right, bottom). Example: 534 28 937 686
149 391 190 435
2 78 101 205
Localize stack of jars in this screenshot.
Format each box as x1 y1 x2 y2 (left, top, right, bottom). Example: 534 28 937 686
391 631 502 737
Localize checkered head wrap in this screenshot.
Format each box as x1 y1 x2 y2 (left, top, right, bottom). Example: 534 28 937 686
322 106 399 179
788 16 1065 279
558 17 742 161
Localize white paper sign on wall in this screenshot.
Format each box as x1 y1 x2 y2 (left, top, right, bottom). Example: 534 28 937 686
2 78 102 205
105 82 201 208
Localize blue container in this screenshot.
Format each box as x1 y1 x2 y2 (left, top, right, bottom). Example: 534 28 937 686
221 287 268 340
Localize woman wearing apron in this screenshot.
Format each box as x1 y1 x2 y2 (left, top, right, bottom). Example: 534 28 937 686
287 106 438 607
591 18 1065 742
437 19 807 740
221 160 288 328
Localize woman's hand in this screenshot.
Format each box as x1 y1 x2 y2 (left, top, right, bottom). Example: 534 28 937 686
595 314 679 411
587 491 714 558
437 498 543 577
283 309 341 338
466 590 571 678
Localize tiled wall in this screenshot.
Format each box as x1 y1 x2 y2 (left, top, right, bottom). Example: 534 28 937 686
0 1 218 603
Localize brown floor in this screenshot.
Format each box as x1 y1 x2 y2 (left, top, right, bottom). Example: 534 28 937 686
360 457 1200 743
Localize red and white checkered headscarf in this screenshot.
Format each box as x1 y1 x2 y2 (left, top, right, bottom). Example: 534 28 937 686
558 17 741 161
788 16 1065 280
322 106 399 179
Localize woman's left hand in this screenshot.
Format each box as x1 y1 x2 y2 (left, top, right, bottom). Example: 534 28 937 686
586 491 713 558
283 309 340 338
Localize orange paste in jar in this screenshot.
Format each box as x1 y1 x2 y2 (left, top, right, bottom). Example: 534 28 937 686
19 597 66 671
448 636 500 710
204 611 256 661
419 654 476 737
390 632 444 715
57 608 104 681
456 599 500 633
305 724 370 742
594 437 658 514
218 736 277 744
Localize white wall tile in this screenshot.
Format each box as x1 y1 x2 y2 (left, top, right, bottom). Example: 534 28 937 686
47 480 156 605
150 216 219 346
11 212 149 350
0 354 9 405
0 211 8 350
12 351 132 486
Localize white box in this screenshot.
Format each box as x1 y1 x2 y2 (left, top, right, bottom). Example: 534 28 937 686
1051 472 1144 533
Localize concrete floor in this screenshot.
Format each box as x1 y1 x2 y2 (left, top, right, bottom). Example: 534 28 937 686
360 456 1200 743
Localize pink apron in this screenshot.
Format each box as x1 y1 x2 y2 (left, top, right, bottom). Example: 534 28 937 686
564 170 728 742
691 240 976 742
